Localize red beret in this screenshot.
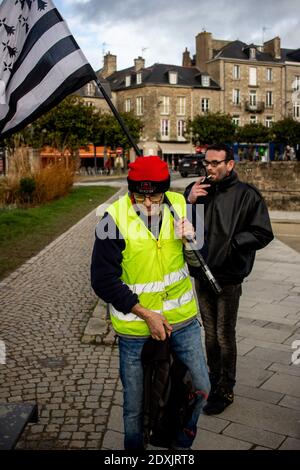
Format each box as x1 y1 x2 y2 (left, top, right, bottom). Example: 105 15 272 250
127 156 170 194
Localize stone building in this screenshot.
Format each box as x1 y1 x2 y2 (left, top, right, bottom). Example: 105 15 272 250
101 53 220 162
76 33 299 161
185 32 300 127
76 78 111 113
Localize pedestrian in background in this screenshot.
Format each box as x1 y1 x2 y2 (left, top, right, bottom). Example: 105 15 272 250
115 155 124 175
104 157 112 175
91 156 210 449
184 143 274 415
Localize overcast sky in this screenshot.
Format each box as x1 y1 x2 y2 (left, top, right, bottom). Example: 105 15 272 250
54 0 300 71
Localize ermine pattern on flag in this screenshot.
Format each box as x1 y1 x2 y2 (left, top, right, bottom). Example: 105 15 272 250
0 0 95 138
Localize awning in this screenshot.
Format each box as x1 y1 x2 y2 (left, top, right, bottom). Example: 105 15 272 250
158 142 194 154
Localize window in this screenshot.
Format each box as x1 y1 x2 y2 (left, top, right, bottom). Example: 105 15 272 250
125 75 131 87
160 96 170 115
249 90 257 107
136 96 143 115
85 101 94 107
233 65 240 79
265 116 273 127
169 71 178 84
267 68 273 81
293 75 300 91
294 103 300 119
232 115 240 126
136 73 142 85
161 119 170 138
233 89 240 105
249 67 257 86
86 82 94 96
266 91 273 107
177 120 186 139
201 75 210 87
201 98 209 113
250 115 257 124
177 97 186 115
250 48 256 60
125 98 131 112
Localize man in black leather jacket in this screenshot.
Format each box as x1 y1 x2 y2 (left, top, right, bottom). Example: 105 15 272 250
184 143 274 415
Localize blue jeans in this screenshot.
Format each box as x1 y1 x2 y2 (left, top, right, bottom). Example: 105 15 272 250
118 319 210 450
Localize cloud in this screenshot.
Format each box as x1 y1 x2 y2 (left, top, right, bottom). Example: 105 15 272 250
56 0 300 70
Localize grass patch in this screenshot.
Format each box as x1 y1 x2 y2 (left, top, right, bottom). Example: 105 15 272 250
0 185 117 281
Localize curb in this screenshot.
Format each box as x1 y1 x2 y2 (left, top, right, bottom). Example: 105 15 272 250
81 299 117 346
81 187 125 346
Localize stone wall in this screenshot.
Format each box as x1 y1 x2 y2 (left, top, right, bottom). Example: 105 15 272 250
235 161 300 210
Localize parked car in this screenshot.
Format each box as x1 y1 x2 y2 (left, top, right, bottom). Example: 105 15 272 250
178 153 205 177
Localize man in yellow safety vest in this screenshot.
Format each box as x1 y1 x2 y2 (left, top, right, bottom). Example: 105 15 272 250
91 156 210 450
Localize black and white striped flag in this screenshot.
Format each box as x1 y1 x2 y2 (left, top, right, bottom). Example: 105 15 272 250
0 0 97 139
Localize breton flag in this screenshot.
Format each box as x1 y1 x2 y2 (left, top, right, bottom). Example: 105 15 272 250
0 0 97 139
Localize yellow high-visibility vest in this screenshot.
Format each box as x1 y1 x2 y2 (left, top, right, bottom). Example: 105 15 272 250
106 191 197 336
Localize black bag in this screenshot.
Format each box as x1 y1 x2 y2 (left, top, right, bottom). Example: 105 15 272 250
141 337 197 448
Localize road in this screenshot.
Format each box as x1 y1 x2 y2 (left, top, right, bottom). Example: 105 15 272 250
271 222 300 254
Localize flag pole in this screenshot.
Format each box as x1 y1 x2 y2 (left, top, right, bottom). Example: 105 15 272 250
93 75 142 157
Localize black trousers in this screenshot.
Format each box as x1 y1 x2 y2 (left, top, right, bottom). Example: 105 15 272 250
195 280 242 392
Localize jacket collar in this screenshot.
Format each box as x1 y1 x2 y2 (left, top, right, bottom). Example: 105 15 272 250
213 170 238 191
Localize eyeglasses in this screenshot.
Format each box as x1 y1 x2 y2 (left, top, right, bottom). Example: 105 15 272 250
133 193 163 203
202 159 228 167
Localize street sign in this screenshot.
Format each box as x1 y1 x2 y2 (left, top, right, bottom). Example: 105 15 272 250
116 146 123 155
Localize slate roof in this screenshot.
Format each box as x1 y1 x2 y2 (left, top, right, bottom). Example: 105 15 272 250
213 40 282 62
284 48 300 62
106 63 220 91
212 40 300 64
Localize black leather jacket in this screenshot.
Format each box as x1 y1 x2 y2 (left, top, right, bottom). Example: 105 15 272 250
184 171 274 285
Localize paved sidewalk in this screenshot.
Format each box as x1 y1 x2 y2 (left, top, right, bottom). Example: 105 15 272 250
0 194 299 450
101 238 300 451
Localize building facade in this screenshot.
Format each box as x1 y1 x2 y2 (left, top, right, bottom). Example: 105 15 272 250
186 32 300 127
78 33 299 162
102 53 220 162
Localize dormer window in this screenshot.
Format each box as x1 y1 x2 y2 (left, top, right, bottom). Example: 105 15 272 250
125 75 131 87
250 47 256 60
136 72 142 85
169 71 178 85
201 75 210 87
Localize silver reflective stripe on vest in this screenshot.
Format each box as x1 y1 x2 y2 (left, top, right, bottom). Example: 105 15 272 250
164 266 189 288
110 307 161 322
163 289 194 311
127 266 189 295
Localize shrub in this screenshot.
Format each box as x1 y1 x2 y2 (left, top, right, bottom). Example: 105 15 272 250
0 164 74 207
34 164 73 204
0 176 19 207
18 176 36 204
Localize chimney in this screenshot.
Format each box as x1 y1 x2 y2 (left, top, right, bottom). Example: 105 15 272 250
134 56 145 71
195 31 213 72
102 52 117 78
263 36 281 60
182 47 192 67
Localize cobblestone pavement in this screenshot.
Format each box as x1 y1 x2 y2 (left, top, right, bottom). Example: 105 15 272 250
1 191 300 451
0 190 123 450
